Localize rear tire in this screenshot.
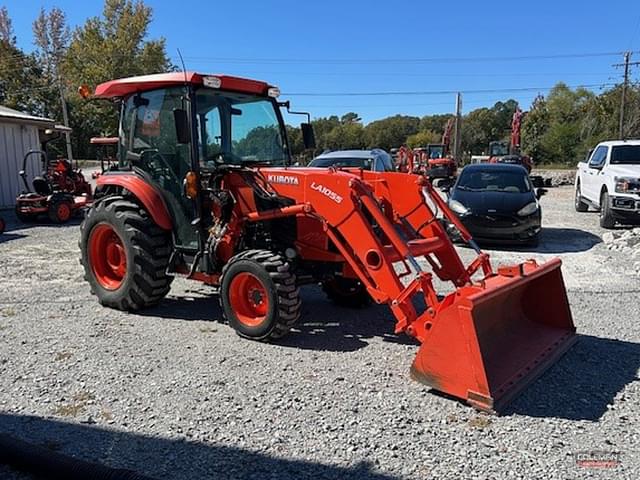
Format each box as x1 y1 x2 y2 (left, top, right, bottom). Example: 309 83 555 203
48 196 73 223
574 183 588 212
322 277 371 308
220 249 301 341
80 197 173 311
599 190 616 229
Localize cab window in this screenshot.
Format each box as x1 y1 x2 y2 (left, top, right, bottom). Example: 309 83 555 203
588 146 608 168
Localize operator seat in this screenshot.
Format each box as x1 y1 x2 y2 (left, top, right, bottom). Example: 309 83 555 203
32 177 52 196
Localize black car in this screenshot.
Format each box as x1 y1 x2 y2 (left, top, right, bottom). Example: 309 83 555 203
446 164 545 245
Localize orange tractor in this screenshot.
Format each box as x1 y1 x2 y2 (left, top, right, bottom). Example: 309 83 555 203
488 107 533 172
79 72 575 412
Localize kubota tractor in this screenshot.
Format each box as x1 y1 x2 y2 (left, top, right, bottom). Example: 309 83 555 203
15 131 93 223
79 72 576 412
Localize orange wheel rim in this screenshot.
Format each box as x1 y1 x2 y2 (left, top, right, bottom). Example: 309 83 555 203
228 272 269 327
89 223 126 290
57 203 71 221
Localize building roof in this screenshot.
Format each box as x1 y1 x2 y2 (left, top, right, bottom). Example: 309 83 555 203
0 105 55 127
94 72 276 99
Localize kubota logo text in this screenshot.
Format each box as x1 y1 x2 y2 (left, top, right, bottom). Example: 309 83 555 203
267 174 299 186
311 182 343 204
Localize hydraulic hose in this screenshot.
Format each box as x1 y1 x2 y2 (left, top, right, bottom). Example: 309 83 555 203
0 432 158 480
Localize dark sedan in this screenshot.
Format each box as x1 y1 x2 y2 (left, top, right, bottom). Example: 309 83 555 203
446 164 545 245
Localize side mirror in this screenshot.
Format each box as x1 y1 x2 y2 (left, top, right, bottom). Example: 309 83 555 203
536 188 547 200
174 109 190 144
301 123 316 149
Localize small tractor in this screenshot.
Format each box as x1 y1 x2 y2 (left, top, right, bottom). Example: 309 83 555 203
422 119 457 180
79 72 576 412
16 129 93 223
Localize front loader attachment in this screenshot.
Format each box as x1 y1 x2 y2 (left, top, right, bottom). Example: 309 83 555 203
410 258 576 412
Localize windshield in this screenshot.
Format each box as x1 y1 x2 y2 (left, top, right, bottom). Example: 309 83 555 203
428 145 445 158
489 142 509 157
611 145 640 165
457 169 531 193
309 157 373 169
195 90 288 168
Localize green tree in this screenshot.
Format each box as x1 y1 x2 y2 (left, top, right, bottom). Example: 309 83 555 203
364 115 420 150
63 0 173 157
406 130 440 148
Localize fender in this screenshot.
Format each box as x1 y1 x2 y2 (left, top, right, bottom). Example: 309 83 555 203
96 174 173 230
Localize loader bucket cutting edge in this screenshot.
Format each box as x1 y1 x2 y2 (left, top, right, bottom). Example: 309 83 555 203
410 258 576 413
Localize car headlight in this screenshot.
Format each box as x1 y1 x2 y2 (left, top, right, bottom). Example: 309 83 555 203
615 176 636 193
448 199 469 215
517 201 539 217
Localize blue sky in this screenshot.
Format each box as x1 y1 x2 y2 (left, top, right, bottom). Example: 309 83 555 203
4 0 640 124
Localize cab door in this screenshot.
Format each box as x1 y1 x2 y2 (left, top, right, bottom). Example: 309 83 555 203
584 145 608 201
120 87 199 249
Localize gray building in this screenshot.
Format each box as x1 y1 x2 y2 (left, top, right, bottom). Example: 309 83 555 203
0 106 58 208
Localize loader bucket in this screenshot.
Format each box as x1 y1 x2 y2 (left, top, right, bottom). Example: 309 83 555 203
410 258 576 412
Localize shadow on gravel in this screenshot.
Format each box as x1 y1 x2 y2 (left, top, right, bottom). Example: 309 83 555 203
143 287 418 353
0 233 27 244
477 227 602 254
0 413 399 480
505 334 640 421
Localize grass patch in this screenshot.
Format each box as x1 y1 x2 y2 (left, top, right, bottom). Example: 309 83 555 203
199 326 218 334
1 307 16 317
53 391 95 417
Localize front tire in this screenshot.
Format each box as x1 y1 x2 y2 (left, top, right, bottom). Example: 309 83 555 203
80 197 173 311
599 190 616 229
220 250 301 341
574 183 589 212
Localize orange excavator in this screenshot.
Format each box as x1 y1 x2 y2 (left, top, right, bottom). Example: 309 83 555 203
78 72 576 412
488 107 533 172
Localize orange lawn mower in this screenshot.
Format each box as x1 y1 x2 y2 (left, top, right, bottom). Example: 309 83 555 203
78 72 576 412
15 149 93 224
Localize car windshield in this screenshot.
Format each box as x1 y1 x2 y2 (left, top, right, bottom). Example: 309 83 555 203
456 169 531 193
195 89 288 168
310 157 372 169
611 145 640 165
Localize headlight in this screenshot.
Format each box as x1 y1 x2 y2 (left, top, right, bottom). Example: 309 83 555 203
615 176 635 193
448 199 469 215
517 201 539 217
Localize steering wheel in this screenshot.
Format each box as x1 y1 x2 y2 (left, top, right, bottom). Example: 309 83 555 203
139 149 181 184
206 151 243 167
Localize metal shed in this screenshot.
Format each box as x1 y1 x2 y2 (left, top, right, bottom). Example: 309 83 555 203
0 106 57 208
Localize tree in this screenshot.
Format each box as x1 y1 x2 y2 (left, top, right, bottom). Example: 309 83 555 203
364 115 420 150
33 7 73 158
63 0 173 157
406 130 440 148
0 7 15 45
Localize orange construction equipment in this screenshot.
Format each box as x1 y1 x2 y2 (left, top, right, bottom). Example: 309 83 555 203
79 72 576 412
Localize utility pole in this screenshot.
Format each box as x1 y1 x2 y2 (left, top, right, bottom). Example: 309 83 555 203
58 79 73 162
452 92 463 161
613 51 640 140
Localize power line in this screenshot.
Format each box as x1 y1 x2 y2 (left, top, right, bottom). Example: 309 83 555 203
177 51 635 65
282 83 615 97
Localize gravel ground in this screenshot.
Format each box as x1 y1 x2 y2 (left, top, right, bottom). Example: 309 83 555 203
0 185 638 479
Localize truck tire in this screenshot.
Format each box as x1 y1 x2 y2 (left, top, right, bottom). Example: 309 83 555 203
322 277 371 308
79 197 173 311
48 196 74 223
599 190 616 229
574 182 589 212
220 249 301 341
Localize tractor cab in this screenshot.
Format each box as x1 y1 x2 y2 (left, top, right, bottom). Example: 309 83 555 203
426 144 445 159
90 72 314 253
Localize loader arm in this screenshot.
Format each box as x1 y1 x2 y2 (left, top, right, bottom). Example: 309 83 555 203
261 167 576 412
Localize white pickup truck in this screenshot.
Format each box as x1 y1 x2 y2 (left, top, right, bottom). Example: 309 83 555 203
575 140 640 228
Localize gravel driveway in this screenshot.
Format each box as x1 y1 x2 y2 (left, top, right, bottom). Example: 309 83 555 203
0 186 638 479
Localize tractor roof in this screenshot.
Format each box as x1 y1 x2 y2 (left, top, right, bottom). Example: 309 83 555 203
94 72 275 99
